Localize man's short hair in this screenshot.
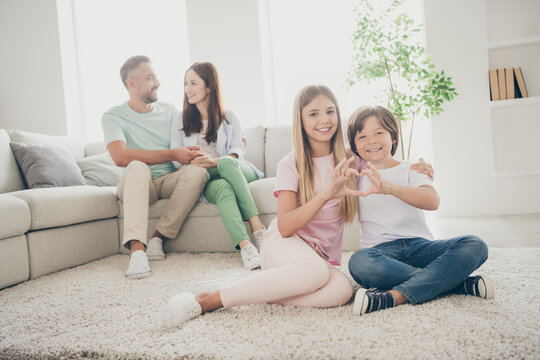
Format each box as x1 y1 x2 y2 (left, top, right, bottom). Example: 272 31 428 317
120 55 151 88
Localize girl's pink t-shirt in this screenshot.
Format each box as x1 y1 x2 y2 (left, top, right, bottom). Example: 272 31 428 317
267 152 363 265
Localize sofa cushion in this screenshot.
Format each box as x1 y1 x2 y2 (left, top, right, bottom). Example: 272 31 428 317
0 194 31 239
0 235 29 289
10 142 87 189
0 129 25 193
248 177 277 214
243 125 265 177
264 125 293 177
85 141 107 157
77 153 123 186
9 186 119 230
8 129 85 160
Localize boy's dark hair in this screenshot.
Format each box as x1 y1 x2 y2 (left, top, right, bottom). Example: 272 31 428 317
347 105 400 156
120 55 151 88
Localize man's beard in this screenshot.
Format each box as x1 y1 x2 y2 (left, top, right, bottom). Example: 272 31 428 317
142 88 158 104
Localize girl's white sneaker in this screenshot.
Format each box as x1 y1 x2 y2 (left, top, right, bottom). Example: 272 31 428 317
162 292 202 328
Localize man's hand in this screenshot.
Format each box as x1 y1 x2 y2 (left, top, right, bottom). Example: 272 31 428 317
191 154 218 168
410 158 434 181
172 146 204 165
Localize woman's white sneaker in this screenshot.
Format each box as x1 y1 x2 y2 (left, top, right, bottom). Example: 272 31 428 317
240 243 261 270
125 250 151 279
147 237 165 261
162 292 202 328
252 228 266 250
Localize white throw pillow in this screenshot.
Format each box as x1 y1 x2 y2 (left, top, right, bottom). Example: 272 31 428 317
77 153 122 186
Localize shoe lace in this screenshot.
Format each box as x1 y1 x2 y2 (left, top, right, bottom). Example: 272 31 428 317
242 245 258 259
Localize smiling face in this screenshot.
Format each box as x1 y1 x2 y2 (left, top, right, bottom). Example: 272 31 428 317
184 69 210 107
354 116 397 168
130 62 160 104
301 94 338 155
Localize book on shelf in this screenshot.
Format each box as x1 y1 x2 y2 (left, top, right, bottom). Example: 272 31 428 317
489 69 499 101
498 68 507 100
489 67 529 101
514 67 528 98
505 68 515 99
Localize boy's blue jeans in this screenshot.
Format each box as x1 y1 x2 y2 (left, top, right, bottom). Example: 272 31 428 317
348 236 488 304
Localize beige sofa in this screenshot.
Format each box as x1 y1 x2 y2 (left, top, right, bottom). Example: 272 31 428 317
0 126 361 290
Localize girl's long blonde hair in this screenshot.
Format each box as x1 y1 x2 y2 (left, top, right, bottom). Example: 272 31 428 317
292 85 357 224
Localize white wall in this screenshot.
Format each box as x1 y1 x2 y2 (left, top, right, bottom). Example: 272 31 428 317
423 0 540 216
0 0 68 135
185 0 267 125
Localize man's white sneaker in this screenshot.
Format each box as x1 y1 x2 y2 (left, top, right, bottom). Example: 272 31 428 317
252 228 266 250
162 292 202 328
125 250 151 279
185 272 248 294
240 243 261 270
147 237 165 261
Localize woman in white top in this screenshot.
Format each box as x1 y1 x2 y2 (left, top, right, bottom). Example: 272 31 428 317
170 62 265 270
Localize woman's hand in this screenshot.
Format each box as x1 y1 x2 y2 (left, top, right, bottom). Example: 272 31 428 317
320 157 363 200
410 158 434 181
191 154 218 168
358 162 391 196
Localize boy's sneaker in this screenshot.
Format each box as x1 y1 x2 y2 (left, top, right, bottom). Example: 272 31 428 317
185 272 248 294
240 243 261 270
353 288 395 315
252 228 266 250
125 250 151 279
452 274 495 299
147 237 165 261
162 292 202 328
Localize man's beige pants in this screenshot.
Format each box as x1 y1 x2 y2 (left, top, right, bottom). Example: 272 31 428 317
117 160 208 249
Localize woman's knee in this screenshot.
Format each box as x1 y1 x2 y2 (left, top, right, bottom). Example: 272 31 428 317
207 179 234 201
217 156 239 172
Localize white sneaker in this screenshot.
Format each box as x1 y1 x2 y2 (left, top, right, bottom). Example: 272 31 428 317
252 228 266 250
185 272 248 294
240 243 261 270
162 292 202 328
125 250 151 279
147 237 165 261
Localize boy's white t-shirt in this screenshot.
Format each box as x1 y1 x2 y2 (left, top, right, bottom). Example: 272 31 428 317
357 160 434 248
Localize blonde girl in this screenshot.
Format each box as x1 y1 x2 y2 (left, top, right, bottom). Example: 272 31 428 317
162 85 364 327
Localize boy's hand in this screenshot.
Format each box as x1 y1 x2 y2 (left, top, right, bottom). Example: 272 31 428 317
410 158 434 181
358 162 391 196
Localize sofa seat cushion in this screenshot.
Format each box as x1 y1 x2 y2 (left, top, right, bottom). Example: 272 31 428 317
117 178 277 219
9 186 119 230
0 194 31 239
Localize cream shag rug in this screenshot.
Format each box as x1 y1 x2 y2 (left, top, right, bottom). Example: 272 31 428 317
0 248 539 360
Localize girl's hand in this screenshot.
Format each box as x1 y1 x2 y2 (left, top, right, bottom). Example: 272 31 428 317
410 158 434 181
321 157 363 200
191 154 218 168
358 162 391 196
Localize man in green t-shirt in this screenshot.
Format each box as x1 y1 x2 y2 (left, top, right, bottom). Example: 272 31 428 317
102 55 208 279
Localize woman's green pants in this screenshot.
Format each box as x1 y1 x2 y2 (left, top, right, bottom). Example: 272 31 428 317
204 157 259 249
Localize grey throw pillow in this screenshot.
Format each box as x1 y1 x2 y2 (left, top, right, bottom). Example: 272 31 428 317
10 142 87 189
77 153 122 186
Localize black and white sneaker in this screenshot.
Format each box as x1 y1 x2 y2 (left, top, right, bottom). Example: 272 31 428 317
453 274 495 300
353 288 395 315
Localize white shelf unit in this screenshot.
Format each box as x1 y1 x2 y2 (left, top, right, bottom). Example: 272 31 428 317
486 0 540 177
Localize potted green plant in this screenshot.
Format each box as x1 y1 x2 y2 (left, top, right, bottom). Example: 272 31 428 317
347 0 457 159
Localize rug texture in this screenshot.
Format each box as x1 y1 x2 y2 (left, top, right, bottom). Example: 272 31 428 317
0 248 539 360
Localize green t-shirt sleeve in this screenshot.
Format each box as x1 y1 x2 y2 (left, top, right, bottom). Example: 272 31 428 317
102 112 126 145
